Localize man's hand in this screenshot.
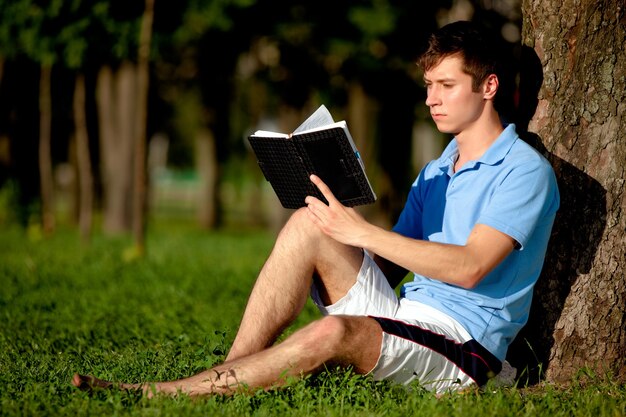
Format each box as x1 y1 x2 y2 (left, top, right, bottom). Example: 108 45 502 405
304 175 375 247
304 176 515 289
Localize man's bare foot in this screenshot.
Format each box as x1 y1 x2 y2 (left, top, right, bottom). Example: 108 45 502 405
72 373 114 392
72 373 153 398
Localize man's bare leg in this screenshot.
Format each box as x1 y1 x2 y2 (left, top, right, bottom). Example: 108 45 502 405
73 314 382 397
225 208 363 361
72 209 370 396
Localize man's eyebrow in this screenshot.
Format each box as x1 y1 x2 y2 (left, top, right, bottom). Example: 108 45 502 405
423 76 456 83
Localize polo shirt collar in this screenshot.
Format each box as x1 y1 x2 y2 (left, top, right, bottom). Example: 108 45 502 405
437 124 518 175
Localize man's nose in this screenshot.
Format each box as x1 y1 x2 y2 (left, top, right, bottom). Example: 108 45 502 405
425 87 440 107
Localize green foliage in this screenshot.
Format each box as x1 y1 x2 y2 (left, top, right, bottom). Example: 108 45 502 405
172 0 255 45
0 0 135 67
348 0 397 39
90 1 142 62
0 225 624 416
0 0 47 61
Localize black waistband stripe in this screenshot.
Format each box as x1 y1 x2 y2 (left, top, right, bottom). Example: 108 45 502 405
370 316 502 386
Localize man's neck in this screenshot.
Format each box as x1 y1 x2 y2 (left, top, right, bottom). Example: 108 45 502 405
453 111 504 172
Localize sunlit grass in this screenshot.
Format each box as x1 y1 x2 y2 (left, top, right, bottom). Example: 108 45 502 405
0 224 624 416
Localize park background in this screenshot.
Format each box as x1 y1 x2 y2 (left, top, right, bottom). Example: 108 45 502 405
0 0 624 415
0 0 525 235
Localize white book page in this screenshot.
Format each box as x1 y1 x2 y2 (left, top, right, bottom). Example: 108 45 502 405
252 105 334 137
293 104 334 134
251 131 289 138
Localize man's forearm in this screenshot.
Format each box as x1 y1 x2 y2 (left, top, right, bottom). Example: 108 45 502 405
360 223 514 289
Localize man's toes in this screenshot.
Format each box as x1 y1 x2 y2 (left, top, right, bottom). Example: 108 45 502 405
72 373 112 391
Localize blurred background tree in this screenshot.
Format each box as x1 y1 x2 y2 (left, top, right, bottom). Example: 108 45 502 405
0 0 524 235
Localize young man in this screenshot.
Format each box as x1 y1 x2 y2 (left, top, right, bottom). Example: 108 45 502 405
73 21 559 395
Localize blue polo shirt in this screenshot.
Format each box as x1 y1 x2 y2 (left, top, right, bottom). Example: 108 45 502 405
393 124 559 361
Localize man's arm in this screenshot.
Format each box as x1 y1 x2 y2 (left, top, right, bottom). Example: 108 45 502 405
305 175 515 289
364 223 515 289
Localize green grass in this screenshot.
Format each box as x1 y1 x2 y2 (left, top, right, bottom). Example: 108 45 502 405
0 223 624 416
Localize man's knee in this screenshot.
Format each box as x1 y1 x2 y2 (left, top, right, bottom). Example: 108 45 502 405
281 208 309 234
306 316 375 353
301 316 381 372
305 316 349 353
279 208 328 246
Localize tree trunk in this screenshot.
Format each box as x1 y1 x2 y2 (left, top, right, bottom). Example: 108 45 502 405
346 82 389 227
96 63 136 234
518 0 626 383
196 127 218 229
346 82 370 152
132 0 155 255
73 73 93 242
0 57 4 88
38 64 54 234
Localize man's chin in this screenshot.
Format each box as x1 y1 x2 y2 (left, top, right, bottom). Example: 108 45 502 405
434 124 458 135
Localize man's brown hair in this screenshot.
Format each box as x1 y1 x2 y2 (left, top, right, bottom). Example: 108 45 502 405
418 21 501 92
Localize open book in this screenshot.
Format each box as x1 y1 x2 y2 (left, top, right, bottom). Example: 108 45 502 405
248 105 376 209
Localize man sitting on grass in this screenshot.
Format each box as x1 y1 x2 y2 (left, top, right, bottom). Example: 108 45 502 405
73 20 559 396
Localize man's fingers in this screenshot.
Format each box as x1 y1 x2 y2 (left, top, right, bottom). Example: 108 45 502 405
309 174 338 205
304 195 323 209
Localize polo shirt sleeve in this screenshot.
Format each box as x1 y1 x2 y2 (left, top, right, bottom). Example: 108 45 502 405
478 157 559 249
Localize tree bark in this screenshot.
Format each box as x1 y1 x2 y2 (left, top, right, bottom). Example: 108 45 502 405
196 127 218 229
96 63 136 234
518 0 626 383
132 0 155 254
38 64 54 234
346 82 389 227
73 73 93 242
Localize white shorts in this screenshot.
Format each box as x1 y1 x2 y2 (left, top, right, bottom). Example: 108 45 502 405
310 252 502 393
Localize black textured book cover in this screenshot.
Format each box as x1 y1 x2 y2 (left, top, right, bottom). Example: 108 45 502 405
248 126 375 209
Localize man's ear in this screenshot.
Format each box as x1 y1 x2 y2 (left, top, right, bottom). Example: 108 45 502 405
482 74 499 100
